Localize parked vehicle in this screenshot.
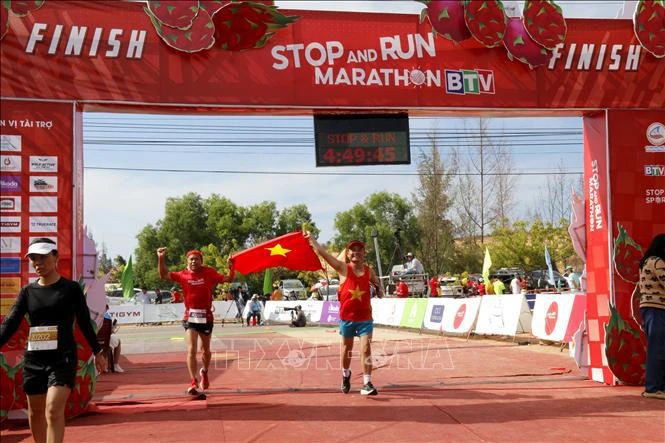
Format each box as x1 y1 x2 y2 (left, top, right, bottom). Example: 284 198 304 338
380 264 428 297
106 288 141 305
528 269 569 291
317 284 339 301
280 279 307 300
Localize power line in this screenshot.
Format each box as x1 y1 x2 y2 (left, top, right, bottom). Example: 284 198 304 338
85 166 583 176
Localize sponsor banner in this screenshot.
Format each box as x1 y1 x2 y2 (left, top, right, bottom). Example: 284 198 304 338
442 297 482 334
0 175 21 193
0 196 21 212
263 300 323 324
371 298 404 326
532 293 578 342
0 277 21 295
399 298 427 328
107 304 144 324
423 299 447 331
29 216 58 233
0 135 21 152
29 196 58 213
29 176 58 193
0 2 662 110
29 156 58 172
142 303 186 323
320 301 340 325
0 257 21 274
0 236 21 254
474 294 532 336
29 236 57 247
1 155 21 172
0 216 21 233
1 295 19 315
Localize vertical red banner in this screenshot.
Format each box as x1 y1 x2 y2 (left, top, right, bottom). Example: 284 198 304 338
0 100 75 314
583 112 614 385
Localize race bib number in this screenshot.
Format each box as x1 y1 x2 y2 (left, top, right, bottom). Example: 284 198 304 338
27 326 58 351
188 308 207 324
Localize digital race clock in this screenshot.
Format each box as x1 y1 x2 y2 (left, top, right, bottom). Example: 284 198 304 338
314 113 410 167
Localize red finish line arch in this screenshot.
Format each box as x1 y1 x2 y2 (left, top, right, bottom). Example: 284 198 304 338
0 1 663 408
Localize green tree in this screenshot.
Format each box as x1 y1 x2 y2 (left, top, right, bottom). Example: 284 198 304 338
412 136 456 275
333 192 418 277
97 243 113 277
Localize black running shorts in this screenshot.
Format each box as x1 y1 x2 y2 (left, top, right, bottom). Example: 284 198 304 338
23 353 77 396
182 321 214 335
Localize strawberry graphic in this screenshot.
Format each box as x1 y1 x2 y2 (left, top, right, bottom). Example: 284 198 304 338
523 0 567 49
613 223 643 284
199 0 231 18
503 16 552 68
464 0 508 48
1 3 8 40
604 304 646 385
418 0 471 43
145 5 215 53
7 0 44 17
0 355 17 423
633 0 665 58
146 0 199 30
65 358 96 418
212 2 298 51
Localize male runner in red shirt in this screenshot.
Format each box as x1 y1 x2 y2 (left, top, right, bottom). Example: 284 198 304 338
305 234 383 395
157 247 234 395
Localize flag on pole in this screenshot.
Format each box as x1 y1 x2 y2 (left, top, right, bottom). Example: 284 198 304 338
544 244 555 286
230 231 323 275
121 255 134 299
482 247 492 284
263 268 273 295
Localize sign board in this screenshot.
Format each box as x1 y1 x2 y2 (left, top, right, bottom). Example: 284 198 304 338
314 113 410 166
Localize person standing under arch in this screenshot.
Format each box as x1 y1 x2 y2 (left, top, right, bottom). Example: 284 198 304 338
157 247 234 395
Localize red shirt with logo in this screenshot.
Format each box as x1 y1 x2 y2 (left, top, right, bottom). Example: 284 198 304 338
170 267 228 322
339 264 372 322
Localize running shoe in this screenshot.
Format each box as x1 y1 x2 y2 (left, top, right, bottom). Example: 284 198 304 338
360 382 378 396
642 391 665 400
341 371 351 394
187 378 199 395
113 364 124 373
199 368 209 391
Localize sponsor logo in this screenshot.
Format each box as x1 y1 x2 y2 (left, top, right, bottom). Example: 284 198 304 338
1 278 22 295
30 196 58 213
0 175 21 192
645 122 665 152
29 156 58 172
453 303 467 329
29 216 58 233
646 188 664 205
30 176 57 192
0 135 21 152
445 69 495 95
1 155 21 172
0 257 21 274
429 304 444 323
0 216 21 233
544 302 559 336
645 165 665 176
0 196 21 212
0 237 21 254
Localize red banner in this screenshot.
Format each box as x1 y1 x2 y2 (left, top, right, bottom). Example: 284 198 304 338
0 100 75 312
0 1 663 110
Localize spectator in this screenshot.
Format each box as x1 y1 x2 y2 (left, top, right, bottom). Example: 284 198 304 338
170 286 183 303
638 233 665 400
246 294 262 326
510 275 521 295
563 266 581 291
154 288 163 304
290 305 307 327
271 284 283 301
492 277 505 295
478 280 486 296
137 287 151 304
104 306 124 373
429 276 440 297
395 278 409 298
404 252 424 275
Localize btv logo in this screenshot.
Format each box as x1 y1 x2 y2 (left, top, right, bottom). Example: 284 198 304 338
645 165 664 176
445 69 495 95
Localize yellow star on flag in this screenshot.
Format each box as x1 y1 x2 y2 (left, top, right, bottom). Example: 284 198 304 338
266 243 291 257
349 286 365 301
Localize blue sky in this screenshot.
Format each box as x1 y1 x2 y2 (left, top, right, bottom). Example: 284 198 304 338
83 1 625 260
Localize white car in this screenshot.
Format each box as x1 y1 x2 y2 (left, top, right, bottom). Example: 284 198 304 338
280 279 307 300
317 284 339 301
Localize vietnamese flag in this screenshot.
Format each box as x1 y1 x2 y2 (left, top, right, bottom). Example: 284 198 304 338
230 231 323 275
